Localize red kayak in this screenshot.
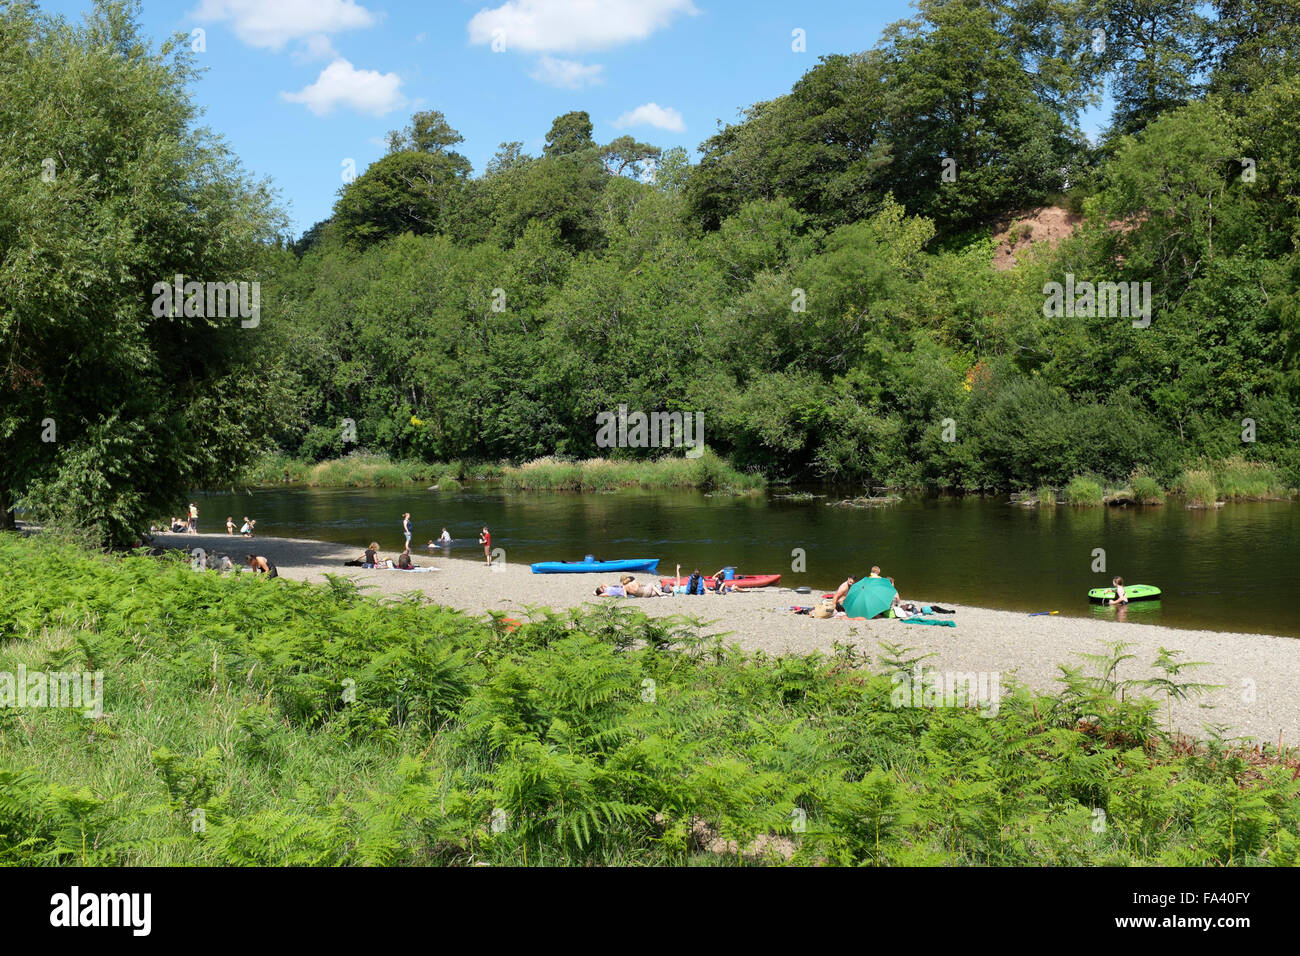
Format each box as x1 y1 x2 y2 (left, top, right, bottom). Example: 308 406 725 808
661 573 782 590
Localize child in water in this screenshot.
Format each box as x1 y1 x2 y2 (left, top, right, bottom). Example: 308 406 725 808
1105 576 1128 606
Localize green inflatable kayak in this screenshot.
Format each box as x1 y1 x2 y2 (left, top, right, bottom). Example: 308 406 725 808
1088 584 1161 603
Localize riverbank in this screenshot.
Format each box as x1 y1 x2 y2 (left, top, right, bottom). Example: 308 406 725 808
159 530 1300 744
235 451 763 493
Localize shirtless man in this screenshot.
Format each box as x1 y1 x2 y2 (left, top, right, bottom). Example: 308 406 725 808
832 576 856 611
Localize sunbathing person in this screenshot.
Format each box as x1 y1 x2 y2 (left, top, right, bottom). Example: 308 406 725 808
621 575 665 598
595 584 626 597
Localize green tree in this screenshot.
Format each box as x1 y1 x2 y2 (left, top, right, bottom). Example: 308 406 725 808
1091 0 1210 138
544 111 596 157
0 0 285 542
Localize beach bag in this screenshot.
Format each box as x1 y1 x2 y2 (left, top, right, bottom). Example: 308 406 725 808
811 600 835 619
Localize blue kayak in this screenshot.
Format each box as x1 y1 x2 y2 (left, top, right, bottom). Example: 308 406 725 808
530 558 659 574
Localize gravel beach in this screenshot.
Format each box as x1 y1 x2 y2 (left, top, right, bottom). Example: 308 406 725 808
164 531 1300 745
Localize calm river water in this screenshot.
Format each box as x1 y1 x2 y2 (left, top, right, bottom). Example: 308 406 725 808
192 486 1300 637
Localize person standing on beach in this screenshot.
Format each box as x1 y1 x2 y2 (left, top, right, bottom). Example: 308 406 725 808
480 526 492 566
402 513 412 550
188 502 198 534
226 516 235 535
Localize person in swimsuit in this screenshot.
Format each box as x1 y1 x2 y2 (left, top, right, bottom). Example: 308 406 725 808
621 575 665 597
402 513 412 549
245 554 277 577
595 584 626 597
1105 576 1129 605
226 516 235 535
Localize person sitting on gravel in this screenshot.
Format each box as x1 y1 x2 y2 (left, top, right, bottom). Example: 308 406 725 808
710 569 736 594
245 554 278 578
396 549 414 570
362 542 380 568
832 576 856 611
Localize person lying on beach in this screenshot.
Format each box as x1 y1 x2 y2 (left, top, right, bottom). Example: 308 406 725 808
832 576 856 611
1105 576 1128 606
245 554 278 577
620 575 665 598
595 584 626 597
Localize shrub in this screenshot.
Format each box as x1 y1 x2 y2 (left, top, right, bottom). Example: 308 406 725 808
1177 470 1219 507
1036 486 1057 506
1131 472 1166 504
1211 457 1286 500
1065 475 1103 506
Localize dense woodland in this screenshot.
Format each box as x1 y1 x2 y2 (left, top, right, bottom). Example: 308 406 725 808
3 0 1300 543
259 0 1300 488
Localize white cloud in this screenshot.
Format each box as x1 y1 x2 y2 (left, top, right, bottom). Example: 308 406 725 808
292 34 338 63
615 102 685 133
281 59 405 117
194 0 376 52
467 0 697 53
530 56 604 89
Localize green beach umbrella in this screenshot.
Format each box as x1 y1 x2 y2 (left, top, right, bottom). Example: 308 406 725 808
842 577 898 619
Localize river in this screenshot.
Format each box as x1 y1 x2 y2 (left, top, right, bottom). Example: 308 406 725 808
190 486 1300 637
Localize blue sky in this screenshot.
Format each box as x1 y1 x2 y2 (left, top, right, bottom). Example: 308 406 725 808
41 0 1108 236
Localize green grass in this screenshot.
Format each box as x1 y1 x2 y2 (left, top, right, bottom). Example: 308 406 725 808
1065 475 1104 507
1035 486 1057 506
236 453 508 489
498 452 765 493
1177 469 1220 508
1131 472 1166 505
3 533 1298 867
1209 456 1288 500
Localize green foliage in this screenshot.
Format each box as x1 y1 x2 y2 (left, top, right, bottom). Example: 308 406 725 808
2 533 1298 866
6 0 1300 532
1065 475 1104 507
1177 469 1220 507
0 0 288 544
1131 471 1165 504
